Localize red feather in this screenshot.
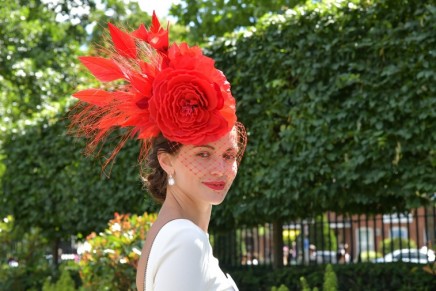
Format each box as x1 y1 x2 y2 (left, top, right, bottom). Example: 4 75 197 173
139 61 157 78
132 11 169 51
150 11 161 33
129 72 153 97
108 23 137 59
72 89 113 107
98 115 125 129
79 56 125 82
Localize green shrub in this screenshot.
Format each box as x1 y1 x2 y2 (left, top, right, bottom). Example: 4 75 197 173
359 251 382 262
75 212 156 291
300 277 311 291
0 216 51 291
271 284 290 291
228 262 435 291
42 268 76 291
323 264 337 291
298 264 337 291
379 238 417 255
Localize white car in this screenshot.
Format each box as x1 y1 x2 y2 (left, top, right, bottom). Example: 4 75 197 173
374 249 435 264
316 250 337 264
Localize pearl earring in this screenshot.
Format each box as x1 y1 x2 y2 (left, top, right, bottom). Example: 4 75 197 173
168 174 175 186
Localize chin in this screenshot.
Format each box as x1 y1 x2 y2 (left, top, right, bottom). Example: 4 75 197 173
209 193 227 206
211 200 225 206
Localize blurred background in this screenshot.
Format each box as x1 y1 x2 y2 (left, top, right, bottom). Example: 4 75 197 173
1 0 435 290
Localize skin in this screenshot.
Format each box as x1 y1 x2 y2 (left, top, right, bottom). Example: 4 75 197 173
136 129 240 290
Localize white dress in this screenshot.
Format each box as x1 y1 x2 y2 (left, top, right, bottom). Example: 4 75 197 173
145 219 239 291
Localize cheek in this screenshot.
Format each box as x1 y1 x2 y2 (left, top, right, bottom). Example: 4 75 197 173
180 160 205 177
227 162 238 179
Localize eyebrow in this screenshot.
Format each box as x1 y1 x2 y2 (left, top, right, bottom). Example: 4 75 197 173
194 145 238 152
194 145 215 150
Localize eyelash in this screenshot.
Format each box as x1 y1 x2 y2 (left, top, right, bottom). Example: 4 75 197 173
223 153 237 160
196 152 237 161
196 152 210 158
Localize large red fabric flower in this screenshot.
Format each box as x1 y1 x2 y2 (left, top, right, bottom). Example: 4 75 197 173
149 44 236 144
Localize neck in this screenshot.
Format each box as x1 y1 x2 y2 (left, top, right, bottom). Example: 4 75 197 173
160 190 212 233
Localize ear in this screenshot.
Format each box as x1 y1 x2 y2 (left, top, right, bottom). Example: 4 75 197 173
157 152 174 175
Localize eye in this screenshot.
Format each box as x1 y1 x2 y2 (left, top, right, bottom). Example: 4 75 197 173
223 152 237 161
196 152 210 158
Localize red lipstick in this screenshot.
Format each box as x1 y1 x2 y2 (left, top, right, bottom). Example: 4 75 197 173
203 181 226 191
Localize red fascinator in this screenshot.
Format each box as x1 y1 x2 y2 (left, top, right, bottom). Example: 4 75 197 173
69 12 237 167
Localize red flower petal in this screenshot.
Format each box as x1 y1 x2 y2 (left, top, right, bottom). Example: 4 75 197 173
72 89 113 107
149 66 237 145
79 56 125 82
108 23 137 59
213 82 224 110
132 24 148 41
136 97 149 109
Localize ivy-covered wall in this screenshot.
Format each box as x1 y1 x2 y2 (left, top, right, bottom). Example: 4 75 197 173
209 0 436 228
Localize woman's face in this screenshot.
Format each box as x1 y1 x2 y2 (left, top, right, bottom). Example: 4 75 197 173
170 128 240 206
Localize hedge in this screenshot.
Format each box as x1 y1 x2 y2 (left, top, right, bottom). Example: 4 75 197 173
208 0 436 228
226 262 436 291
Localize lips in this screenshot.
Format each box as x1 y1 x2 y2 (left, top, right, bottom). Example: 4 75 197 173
203 181 226 191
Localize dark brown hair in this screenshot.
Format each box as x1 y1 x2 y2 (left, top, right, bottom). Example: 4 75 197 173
143 134 182 203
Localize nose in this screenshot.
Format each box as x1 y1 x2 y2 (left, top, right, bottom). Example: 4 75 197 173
210 158 226 176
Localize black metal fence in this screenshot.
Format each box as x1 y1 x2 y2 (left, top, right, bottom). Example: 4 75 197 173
211 206 436 268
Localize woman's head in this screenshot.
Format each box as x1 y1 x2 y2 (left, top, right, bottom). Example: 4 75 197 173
145 123 246 204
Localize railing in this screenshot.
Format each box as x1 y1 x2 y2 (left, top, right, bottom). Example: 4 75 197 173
211 206 436 268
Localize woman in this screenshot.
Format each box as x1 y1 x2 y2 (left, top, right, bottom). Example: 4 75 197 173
137 125 244 290
69 12 246 291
